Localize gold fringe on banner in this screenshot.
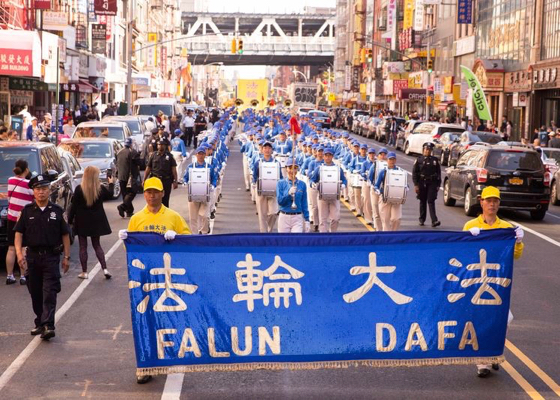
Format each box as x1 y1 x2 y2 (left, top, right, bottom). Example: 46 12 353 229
136 355 505 377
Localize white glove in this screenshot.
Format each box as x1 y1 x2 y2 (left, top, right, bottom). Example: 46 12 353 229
304 221 311 233
288 186 297 196
353 170 359 173
164 230 177 241
515 226 524 243
374 189 380 195
468 227 481 236
118 229 128 240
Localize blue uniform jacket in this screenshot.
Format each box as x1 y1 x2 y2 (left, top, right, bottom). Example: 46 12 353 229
252 156 283 184
184 161 218 188
171 137 187 157
276 179 309 221
310 162 347 186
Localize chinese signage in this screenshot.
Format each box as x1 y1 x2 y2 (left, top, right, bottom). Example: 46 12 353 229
92 24 107 55
403 0 414 30
0 49 33 76
414 0 424 31
393 79 408 95
34 0 52 10
9 77 48 91
408 71 425 89
532 67 559 90
125 230 515 376
443 77 453 94
399 28 415 51
457 0 473 24
351 67 360 92
385 0 397 41
93 0 117 16
472 62 504 91
504 70 532 92
43 11 68 30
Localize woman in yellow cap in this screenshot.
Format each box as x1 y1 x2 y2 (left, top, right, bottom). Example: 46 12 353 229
462 185 524 378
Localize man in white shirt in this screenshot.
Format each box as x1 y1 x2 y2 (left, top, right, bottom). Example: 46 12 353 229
180 109 195 148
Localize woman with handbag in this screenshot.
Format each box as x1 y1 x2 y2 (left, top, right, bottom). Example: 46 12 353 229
5 159 34 285
68 166 114 279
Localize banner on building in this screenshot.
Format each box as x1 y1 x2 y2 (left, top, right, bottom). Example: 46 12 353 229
237 79 269 109
404 0 415 30
0 49 33 77
461 65 493 121
92 24 106 55
457 0 473 24
414 0 424 31
93 0 117 16
34 0 52 10
125 230 515 377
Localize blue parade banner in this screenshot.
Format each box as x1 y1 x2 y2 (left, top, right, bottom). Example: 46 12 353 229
125 229 515 376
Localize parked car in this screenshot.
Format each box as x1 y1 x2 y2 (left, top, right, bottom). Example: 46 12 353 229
351 114 365 134
375 117 406 143
101 115 147 150
396 120 424 150
133 97 183 118
59 138 124 199
307 110 331 128
73 121 135 150
443 144 550 220
447 131 502 166
58 148 84 194
0 141 73 248
403 122 464 155
358 116 372 136
365 116 382 138
550 167 560 206
432 131 461 166
539 147 560 177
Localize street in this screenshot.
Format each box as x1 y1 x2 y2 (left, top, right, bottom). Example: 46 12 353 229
0 132 559 400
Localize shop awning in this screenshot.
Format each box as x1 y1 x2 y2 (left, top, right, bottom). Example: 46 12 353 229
78 79 99 93
0 30 42 77
437 101 455 110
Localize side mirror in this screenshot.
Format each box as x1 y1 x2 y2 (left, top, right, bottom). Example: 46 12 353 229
46 169 59 182
74 170 84 179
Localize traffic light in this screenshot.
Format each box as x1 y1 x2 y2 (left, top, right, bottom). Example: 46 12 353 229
367 48 373 63
360 48 366 64
238 40 244 54
427 59 433 74
231 38 237 54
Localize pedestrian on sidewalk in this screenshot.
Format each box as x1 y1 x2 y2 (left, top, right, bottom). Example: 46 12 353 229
68 166 114 279
116 138 140 218
5 159 34 285
15 173 71 340
181 109 195 147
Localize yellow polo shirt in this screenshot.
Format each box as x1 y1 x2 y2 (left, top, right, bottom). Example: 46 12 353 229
463 215 523 259
128 205 191 235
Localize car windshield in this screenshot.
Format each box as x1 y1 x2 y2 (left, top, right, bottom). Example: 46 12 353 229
137 104 173 117
543 149 560 163
476 134 502 144
74 126 124 141
309 112 328 118
59 143 112 159
487 151 543 171
354 111 368 117
0 148 41 182
115 120 140 135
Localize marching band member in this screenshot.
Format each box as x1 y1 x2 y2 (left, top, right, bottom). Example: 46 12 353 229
360 148 376 226
311 147 347 233
368 147 388 231
240 131 256 192
273 130 293 176
374 152 405 232
342 142 360 208
348 143 368 217
306 145 325 232
184 147 217 234
276 159 310 233
252 141 283 233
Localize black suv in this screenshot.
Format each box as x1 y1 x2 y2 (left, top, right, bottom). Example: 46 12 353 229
0 141 73 248
443 144 550 220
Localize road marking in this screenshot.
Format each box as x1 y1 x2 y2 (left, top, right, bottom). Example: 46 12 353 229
505 220 560 248
161 373 185 400
99 324 133 340
506 339 560 397
546 211 560 220
501 361 545 400
0 239 122 393
81 379 92 397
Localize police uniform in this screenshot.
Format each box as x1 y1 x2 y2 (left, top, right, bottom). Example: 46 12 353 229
412 143 441 227
14 174 70 339
146 139 177 208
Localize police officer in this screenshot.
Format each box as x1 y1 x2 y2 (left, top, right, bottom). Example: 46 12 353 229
412 142 441 227
14 173 71 340
144 138 178 208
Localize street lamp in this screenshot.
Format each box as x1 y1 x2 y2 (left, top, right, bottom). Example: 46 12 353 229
292 69 308 83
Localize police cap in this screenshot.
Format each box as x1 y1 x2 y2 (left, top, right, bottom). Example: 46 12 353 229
423 142 435 150
29 174 52 189
158 138 170 146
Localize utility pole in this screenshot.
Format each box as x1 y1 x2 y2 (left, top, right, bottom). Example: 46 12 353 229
55 47 60 145
125 0 133 114
425 5 432 119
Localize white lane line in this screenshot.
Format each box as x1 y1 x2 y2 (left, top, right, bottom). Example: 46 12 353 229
546 212 560 220
505 220 560 248
161 373 185 400
0 239 123 393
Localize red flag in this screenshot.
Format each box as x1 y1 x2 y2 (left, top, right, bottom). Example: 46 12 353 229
289 116 301 135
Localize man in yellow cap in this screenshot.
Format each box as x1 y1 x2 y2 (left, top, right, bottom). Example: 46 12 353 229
119 177 191 384
463 185 524 378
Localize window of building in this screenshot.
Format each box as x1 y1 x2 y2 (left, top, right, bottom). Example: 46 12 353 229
541 0 560 60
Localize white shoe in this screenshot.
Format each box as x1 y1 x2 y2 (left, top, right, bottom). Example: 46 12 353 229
78 272 88 279
103 269 112 279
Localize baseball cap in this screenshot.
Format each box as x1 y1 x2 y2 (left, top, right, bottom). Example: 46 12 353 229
387 152 397 159
124 137 133 147
378 147 388 154
360 144 368 150
263 141 273 148
196 146 206 154
324 147 334 155
368 147 376 154
481 186 500 200
286 158 299 168
144 177 163 192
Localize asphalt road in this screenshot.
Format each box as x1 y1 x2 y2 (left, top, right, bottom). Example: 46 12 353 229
0 131 559 399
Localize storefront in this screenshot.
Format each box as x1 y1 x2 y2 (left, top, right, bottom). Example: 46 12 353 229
504 70 532 140
531 65 559 131
472 59 505 124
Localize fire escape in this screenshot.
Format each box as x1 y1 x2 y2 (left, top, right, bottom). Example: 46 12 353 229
0 0 28 30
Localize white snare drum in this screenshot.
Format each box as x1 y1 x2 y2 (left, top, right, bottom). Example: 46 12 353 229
319 165 340 201
276 154 289 168
351 173 363 188
188 167 210 203
258 161 279 197
383 168 408 204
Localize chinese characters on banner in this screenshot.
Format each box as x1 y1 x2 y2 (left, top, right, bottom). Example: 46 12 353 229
403 0 415 30
414 0 424 31
457 0 473 24
34 0 52 10
386 0 397 42
92 24 107 55
93 0 117 16
0 49 33 76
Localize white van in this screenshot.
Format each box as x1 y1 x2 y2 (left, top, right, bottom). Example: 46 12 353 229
133 98 183 117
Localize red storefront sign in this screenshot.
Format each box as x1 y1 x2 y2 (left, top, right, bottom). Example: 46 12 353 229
93 0 117 16
34 0 52 10
393 79 408 94
0 49 33 76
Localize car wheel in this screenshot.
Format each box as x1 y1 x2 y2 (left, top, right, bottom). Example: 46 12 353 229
113 179 121 199
551 180 560 206
443 180 456 206
530 208 547 220
404 142 411 155
464 186 478 216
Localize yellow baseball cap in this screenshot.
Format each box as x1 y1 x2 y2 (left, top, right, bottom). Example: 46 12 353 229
143 177 163 191
481 186 500 199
